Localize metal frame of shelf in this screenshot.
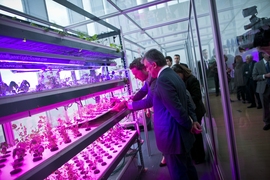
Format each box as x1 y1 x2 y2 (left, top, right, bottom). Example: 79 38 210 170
13 109 131 180
107 141 144 180
0 16 121 61
99 131 140 180
0 79 126 123
0 3 144 180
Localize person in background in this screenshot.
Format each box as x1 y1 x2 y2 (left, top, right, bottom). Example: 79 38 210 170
233 55 247 103
209 54 232 97
174 54 188 68
252 51 270 130
209 52 219 96
223 45 235 77
129 58 167 167
222 45 235 93
198 49 210 83
172 64 206 164
243 55 262 109
165 56 173 68
142 49 200 180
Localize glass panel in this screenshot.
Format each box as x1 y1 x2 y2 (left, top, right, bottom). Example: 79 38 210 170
125 1 189 29
0 0 25 20
195 0 270 179
145 20 189 37
124 33 151 46
89 21 115 35
106 15 140 33
82 0 118 17
162 40 186 48
192 2 234 179
109 0 138 9
45 0 70 26
122 19 189 50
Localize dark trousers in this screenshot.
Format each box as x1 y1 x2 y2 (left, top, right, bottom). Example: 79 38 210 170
237 86 246 101
261 85 270 125
191 133 205 162
191 115 205 162
214 73 219 95
247 80 262 106
164 152 198 180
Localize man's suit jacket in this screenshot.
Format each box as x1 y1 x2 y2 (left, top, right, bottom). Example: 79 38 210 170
153 68 195 155
132 78 156 110
185 75 206 122
132 75 198 123
253 60 268 93
180 63 188 68
243 61 256 85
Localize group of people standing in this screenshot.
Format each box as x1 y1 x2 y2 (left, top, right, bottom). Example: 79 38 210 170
234 50 270 131
116 49 206 180
115 46 270 179
233 54 262 109
202 47 270 131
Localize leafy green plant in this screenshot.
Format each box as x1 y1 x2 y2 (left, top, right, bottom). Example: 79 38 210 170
43 27 50 32
76 32 98 42
58 31 67 37
110 43 122 52
77 31 86 39
30 22 38 27
91 34 98 41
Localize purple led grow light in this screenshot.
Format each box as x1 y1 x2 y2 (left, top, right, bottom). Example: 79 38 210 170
0 35 120 60
0 53 85 65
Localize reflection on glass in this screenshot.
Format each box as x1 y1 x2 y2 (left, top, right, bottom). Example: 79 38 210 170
82 0 118 17
0 0 25 20
111 0 138 9
126 1 189 29
193 0 270 179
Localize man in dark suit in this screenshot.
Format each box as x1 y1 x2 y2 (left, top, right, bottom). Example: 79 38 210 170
174 54 188 68
243 55 262 109
128 57 200 167
252 51 270 130
142 49 199 180
198 49 210 83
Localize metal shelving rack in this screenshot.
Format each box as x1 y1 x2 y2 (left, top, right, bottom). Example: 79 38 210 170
0 79 126 123
0 2 144 179
1 110 131 180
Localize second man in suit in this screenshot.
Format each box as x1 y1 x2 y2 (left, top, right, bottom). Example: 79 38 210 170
253 51 270 130
142 49 199 180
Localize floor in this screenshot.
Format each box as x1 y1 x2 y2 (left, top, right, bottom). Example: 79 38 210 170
206 91 270 180
134 88 270 180
138 130 216 180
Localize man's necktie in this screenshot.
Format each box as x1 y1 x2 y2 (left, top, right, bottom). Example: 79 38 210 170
266 61 270 84
266 61 270 73
205 60 209 69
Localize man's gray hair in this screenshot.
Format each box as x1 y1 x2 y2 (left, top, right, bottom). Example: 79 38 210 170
142 49 166 67
246 54 253 60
